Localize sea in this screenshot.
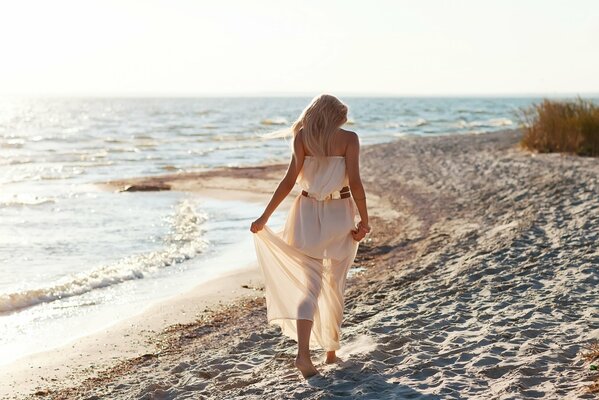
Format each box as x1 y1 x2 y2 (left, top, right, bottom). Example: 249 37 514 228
0 96 555 365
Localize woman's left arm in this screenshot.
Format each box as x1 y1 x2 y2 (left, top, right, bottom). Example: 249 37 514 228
250 133 305 233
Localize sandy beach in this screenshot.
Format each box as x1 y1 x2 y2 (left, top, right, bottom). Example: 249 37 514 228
2 129 598 399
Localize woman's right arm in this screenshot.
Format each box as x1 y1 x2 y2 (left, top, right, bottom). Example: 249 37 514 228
249 132 305 234
346 132 370 231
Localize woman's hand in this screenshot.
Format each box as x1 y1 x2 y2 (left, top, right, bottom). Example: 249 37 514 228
357 221 371 234
351 221 371 241
250 215 269 233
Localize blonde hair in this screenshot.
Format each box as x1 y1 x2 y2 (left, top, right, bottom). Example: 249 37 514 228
291 94 348 156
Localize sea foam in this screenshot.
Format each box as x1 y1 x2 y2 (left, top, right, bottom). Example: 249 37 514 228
260 117 288 126
0 199 208 314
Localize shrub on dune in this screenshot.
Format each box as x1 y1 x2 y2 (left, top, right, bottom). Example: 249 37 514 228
519 98 599 156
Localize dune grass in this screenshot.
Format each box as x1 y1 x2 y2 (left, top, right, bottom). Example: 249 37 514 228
582 343 599 394
519 98 599 156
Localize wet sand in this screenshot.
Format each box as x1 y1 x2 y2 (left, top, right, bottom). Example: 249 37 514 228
3 129 599 399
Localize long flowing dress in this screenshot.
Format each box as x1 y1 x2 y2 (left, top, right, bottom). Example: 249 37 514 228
253 155 360 351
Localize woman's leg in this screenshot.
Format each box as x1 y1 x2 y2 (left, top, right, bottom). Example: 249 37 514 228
323 255 353 364
326 350 337 364
294 256 323 378
294 319 318 378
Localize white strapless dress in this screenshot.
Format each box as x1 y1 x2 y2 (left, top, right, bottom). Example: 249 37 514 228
253 156 360 351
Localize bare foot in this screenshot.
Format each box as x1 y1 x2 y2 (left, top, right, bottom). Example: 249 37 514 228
294 356 319 378
325 351 337 364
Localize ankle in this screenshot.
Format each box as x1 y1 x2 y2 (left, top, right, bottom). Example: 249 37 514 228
325 351 337 363
296 352 311 361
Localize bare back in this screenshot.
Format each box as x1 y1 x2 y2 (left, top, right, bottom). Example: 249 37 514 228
302 128 354 157
294 128 361 195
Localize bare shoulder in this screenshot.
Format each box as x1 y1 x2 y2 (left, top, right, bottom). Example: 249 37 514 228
339 127 357 136
293 129 306 155
339 128 359 150
294 128 305 148
339 127 358 139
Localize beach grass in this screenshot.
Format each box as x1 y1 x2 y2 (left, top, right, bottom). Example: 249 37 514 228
519 98 599 156
583 343 599 393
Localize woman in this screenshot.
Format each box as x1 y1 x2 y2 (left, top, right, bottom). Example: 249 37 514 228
250 94 371 378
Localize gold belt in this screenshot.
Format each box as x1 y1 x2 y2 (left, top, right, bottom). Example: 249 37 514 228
301 186 351 200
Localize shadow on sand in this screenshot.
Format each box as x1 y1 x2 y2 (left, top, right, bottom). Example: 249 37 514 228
304 355 442 400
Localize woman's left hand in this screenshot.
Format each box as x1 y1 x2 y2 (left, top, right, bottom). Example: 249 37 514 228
350 227 366 241
351 228 365 241
351 221 371 241
250 215 269 233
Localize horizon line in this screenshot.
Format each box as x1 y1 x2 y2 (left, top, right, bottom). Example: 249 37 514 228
2 91 599 99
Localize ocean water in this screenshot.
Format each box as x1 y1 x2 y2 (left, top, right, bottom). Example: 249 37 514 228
0 96 544 364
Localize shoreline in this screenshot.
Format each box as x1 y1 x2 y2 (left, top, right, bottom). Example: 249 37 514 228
0 155 320 397
0 171 286 399
0 161 318 398
4 129 599 399
101 163 289 199
0 263 263 399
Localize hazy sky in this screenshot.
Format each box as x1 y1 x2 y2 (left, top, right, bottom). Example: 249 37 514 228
1 0 598 96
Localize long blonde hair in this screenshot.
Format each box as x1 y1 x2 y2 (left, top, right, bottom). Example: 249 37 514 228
291 94 348 156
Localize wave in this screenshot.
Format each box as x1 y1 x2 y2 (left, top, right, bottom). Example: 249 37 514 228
0 199 208 314
458 108 490 115
135 141 158 149
0 158 33 166
1 139 25 148
39 170 85 181
454 118 513 129
132 134 155 140
392 132 417 138
1 167 86 184
0 196 56 208
260 117 288 126
104 137 126 143
385 118 428 129
487 118 514 127
468 118 513 127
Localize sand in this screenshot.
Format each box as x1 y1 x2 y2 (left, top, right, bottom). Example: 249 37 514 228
2 129 598 399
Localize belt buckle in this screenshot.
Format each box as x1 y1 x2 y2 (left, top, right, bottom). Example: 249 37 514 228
331 191 341 200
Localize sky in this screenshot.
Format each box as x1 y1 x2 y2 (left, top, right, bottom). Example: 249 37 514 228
0 0 598 97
